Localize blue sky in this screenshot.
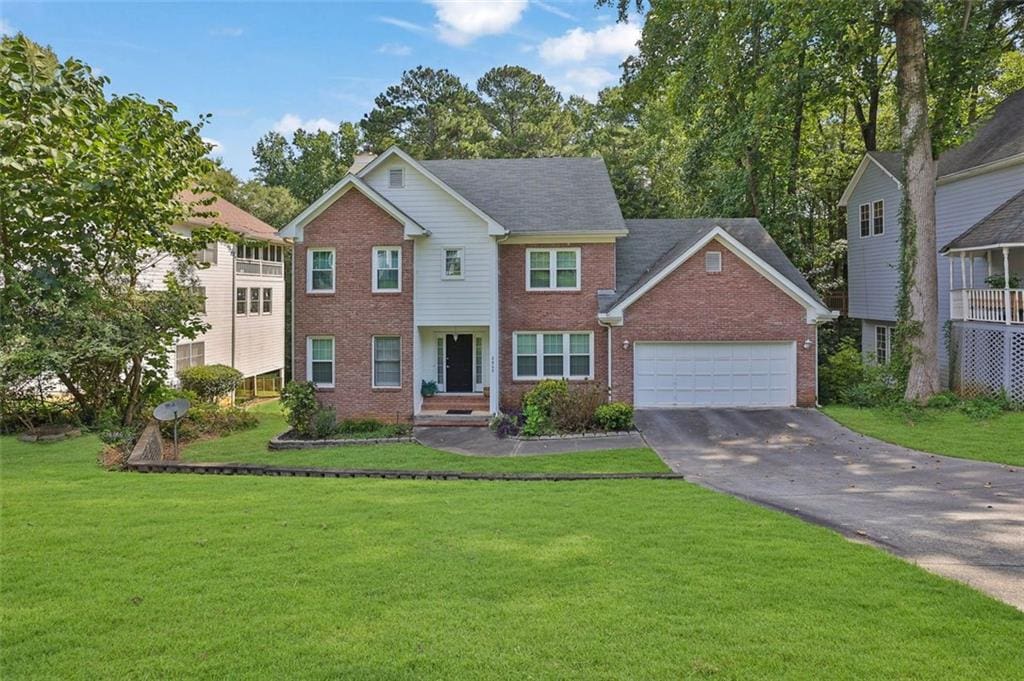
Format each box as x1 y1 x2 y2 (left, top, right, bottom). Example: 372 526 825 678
3 1 643 177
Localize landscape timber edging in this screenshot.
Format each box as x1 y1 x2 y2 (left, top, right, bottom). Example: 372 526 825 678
125 459 685 482
269 432 416 450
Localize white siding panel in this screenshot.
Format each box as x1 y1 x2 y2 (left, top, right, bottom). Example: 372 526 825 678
846 163 903 323
363 159 494 326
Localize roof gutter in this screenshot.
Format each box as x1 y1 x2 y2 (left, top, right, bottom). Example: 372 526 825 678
942 242 1024 254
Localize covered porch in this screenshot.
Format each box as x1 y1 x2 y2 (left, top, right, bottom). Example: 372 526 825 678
415 326 495 419
947 245 1024 325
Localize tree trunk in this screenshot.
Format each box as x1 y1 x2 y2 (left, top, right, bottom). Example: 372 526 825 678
893 0 941 402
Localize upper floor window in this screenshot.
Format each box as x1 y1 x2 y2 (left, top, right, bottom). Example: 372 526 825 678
249 287 261 314
196 243 218 264
872 200 884 235
705 251 722 273
175 342 205 374
373 247 401 292
236 287 247 315
443 247 464 279
308 248 335 293
527 248 580 291
388 167 405 189
859 204 871 237
262 287 273 314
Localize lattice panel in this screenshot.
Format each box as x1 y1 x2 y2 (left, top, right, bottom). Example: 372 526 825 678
954 323 1024 404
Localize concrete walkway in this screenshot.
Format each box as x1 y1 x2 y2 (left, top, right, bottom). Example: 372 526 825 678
636 408 1024 610
414 427 646 457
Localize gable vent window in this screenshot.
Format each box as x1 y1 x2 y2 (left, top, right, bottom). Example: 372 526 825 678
705 251 722 273
388 168 405 189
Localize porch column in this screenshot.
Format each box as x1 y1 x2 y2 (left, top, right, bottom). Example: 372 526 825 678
960 252 968 320
1003 247 1012 326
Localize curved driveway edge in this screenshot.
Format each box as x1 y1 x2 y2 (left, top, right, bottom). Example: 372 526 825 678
636 408 1024 610
414 427 647 457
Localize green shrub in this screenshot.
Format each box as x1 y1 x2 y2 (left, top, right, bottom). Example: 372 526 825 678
281 381 319 437
595 402 634 431
959 393 1013 420
818 339 865 404
313 408 337 439
550 382 605 432
521 403 553 437
420 380 438 397
178 364 243 403
522 379 568 415
926 392 961 410
160 401 258 442
337 418 385 434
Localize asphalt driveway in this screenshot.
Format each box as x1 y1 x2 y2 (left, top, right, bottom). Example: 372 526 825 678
636 408 1024 610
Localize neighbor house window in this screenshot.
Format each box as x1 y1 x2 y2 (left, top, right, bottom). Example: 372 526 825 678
373 247 401 292
443 247 464 279
196 243 218 264
873 200 884 235
388 167 405 189
373 336 401 387
236 288 247 315
175 342 205 374
308 248 335 293
859 204 871 237
308 337 334 388
705 251 722 273
249 287 260 314
190 286 207 314
876 325 893 364
262 288 272 314
513 332 593 380
527 248 580 290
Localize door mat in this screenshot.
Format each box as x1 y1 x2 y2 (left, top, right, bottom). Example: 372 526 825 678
446 409 473 415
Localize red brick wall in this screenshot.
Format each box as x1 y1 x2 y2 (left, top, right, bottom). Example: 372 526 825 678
497 242 616 409
610 240 818 407
293 190 414 422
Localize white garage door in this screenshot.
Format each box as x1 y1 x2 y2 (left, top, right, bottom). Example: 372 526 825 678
634 342 796 408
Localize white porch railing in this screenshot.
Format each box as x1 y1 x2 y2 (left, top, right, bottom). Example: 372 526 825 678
235 259 283 277
951 288 1024 324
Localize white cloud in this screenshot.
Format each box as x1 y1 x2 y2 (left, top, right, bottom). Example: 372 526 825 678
203 137 224 155
533 0 574 20
378 16 428 33
538 22 640 63
428 0 528 46
209 27 244 37
272 114 338 136
554 66 618 99
377 42 412 57
0 18 14 35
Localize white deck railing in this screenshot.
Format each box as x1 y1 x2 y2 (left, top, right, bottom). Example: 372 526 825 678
952 288 1024 324
236 259 283 277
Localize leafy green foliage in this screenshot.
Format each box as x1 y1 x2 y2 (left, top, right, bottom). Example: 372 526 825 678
160 400 258 443
550 382 607 433
984 273 1021 289
819 338 902 407
476 65 575 157
280 381 319 437
595 403 635 431
312 407 337 440
420 380 438 397
251 124 360 204
177 364 243 403
521 379 569 435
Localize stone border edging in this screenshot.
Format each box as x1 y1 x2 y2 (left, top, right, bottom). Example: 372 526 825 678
269 432 415 450
126 460 684 482
513 430 636 441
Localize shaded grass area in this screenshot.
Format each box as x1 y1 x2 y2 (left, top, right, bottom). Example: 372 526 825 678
182 400 668 474
3 435 1022 679
822 405 1024 467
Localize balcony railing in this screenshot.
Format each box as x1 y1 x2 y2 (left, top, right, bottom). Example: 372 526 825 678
951 288 1024 325
236 259 283 277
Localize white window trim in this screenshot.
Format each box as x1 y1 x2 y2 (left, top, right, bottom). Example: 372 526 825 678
525 247 581 291
307 336 335 389
372 246 402 293
512 331 594 381
307 247 336 294
872 199 885 236
372 335 402 389
235 287 248 316
442 247 465 280
388 166 405 189
875 325 893 365
705 250 722 273
248 287 262 316
858 203 871 238
262 287 273 314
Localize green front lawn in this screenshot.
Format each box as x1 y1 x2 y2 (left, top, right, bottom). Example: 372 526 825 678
182 400 668 474
3 434 1023 678
822 405 1024 467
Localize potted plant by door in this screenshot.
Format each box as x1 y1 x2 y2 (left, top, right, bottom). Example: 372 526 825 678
421 380 438 398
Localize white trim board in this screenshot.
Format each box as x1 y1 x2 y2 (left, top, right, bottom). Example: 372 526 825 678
280 175 428 241
600 227 836 324
839 154 902 207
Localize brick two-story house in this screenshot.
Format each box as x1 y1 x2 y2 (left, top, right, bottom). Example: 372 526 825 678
280 147 835 422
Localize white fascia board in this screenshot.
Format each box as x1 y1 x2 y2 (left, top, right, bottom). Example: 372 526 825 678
357 146 508 236
838 154 902 207
938 151 1024 185
279 174 427 242
943 242 1024 254
607 227 833 322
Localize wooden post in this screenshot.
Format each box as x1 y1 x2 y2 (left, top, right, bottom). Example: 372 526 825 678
960 252 968 320
1003 247 1012 326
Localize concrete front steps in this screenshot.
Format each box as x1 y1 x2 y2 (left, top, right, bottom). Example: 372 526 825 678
414 413 491 428
416 392 491 427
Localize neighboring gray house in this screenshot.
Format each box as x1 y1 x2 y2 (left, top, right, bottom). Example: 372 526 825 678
840 88 1024 400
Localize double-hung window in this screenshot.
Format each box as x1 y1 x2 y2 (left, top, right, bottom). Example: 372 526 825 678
859 204 871 237
443 247 464 279
875 325 893 364
872 200 884 235
190 286 207 314
308 337 334 388
262 288 272 314
175 342 205 374
514 332 593 380
236 288 247 315
373 247 401 292
373 336 401 387
527 248 580 290
308 248 335 293
196 243 218 264
249 288 260 314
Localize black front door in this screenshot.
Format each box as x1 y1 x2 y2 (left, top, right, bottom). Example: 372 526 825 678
445 334 473 392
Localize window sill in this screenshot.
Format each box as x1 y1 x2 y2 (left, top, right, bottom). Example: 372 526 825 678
512 377 594 383
525 288 583 293
306 290 335 295
371 290 402 295
372 386 403 391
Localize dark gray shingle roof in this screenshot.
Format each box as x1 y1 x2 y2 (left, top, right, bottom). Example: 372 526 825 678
603 219 823 312
865 88 1024 182
419 157 625 234
942 188 1024 251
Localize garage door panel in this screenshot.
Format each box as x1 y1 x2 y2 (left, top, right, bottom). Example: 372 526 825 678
635 342 795 408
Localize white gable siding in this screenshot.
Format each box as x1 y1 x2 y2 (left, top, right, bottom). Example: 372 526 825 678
363 159 495 326
234 269 286 377
846 162 903 322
